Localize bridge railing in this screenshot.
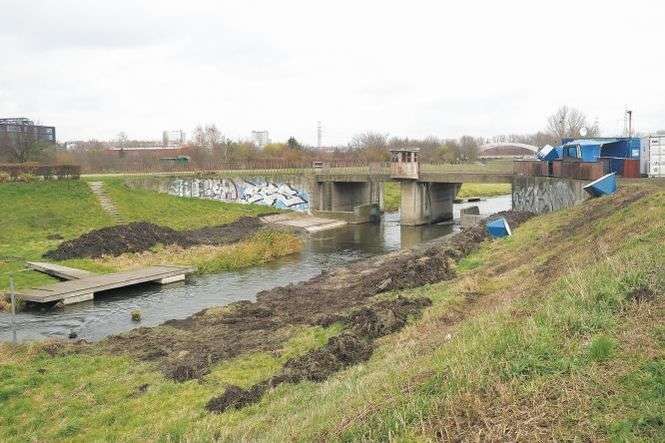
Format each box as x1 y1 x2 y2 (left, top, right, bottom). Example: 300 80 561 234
75 157 515 177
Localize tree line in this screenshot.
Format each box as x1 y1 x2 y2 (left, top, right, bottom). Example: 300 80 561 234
1 106 637 167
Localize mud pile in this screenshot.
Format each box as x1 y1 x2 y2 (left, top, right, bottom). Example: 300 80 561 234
99 210 534 384
44 217 263 260
206 297 431 413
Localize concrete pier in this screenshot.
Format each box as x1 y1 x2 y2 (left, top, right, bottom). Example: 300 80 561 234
309 179 382 223
399 182 460 226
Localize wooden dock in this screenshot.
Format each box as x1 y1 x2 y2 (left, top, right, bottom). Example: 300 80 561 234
26 261 95 280
13 265 196 305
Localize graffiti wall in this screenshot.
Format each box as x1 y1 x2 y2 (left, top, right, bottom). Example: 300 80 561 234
167 177 310 212
512 175 587 213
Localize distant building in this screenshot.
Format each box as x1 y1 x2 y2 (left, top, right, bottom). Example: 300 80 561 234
162 130 186 147
0 118 56 144
251 130 270 148
478 142 538 159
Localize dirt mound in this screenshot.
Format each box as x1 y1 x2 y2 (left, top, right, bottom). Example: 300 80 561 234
100 210 534 384
205 384 267 413
44 217 263 260
206 297 432 413
345 296 433 339
279 333 373 384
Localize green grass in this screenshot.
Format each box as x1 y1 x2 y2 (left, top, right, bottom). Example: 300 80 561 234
2 185 664 441
0 180 297 294
0 180 113 291
103 179 277 229
383 182 402 212
456 182 511 199
383 182 511 212
0 323 343 442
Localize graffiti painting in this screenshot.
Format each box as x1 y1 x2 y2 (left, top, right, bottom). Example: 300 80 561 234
168 177 309 212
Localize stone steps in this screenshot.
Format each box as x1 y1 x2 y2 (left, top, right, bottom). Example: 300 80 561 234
88 181 127 224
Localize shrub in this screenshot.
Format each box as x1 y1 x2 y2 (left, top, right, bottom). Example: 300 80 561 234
0 172 10 183
14 173 37 183
131 309 142 322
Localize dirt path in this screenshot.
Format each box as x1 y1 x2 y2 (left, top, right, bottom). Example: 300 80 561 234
88 181 126 224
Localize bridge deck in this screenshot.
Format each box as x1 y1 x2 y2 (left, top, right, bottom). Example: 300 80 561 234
13 265 196 304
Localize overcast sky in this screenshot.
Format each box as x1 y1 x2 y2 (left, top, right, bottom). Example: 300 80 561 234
1 0 663 145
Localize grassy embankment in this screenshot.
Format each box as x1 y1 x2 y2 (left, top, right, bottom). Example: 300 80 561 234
1 182 663 441
383 182 512 212
0 180 301 297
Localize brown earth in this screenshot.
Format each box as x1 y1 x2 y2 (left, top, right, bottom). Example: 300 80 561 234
97 210 533 383
43 217 263 260
206 297 432 413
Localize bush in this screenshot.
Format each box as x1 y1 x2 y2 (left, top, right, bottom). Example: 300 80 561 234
0 172 10 183
14 173 37 183
131 309 142 322
0 164 80 180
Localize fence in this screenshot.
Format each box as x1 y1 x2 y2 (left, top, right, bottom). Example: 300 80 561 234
0 163 81 180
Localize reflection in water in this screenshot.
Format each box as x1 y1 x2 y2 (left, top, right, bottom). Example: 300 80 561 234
0 195 511 343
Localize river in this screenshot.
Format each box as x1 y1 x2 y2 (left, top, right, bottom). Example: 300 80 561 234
0 195 511 342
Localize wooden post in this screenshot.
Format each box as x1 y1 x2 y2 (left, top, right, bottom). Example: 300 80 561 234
9 275 17 344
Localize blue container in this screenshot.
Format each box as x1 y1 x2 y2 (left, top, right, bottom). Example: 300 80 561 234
583 173 617 197
537 145 559 161
486 217 512 238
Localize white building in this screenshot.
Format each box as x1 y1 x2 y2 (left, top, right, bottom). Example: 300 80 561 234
163 130 186 147
251 130 270 148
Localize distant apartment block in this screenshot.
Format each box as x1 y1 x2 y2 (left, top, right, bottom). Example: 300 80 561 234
0 118 56 144
162 130 186 147
252 130 270 148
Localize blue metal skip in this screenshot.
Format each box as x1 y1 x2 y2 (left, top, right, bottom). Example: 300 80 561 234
583 173 617 197
486 217 512 238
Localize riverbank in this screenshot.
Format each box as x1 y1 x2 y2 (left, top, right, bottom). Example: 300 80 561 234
2 183 664 441
383 182 512 211
0 180 301 307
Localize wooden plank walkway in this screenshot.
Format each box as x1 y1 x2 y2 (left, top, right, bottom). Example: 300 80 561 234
26 261 95 280
14 265 196 305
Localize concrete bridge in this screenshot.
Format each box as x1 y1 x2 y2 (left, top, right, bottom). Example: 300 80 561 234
310 152 512 225
124 156 516 226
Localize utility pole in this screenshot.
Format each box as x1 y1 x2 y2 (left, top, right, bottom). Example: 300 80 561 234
317 121 322 149
627 110 633 137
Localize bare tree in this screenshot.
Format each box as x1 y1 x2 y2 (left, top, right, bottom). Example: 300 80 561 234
117 132 128 146
0 129 52 163
349 132 390 162
205 124 222 148
192 124 223 150
547 106 599 141
459 135 480 162
192 125 206 147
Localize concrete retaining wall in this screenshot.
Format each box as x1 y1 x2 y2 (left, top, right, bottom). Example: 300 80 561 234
125 175 311 212
512 175 588 214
